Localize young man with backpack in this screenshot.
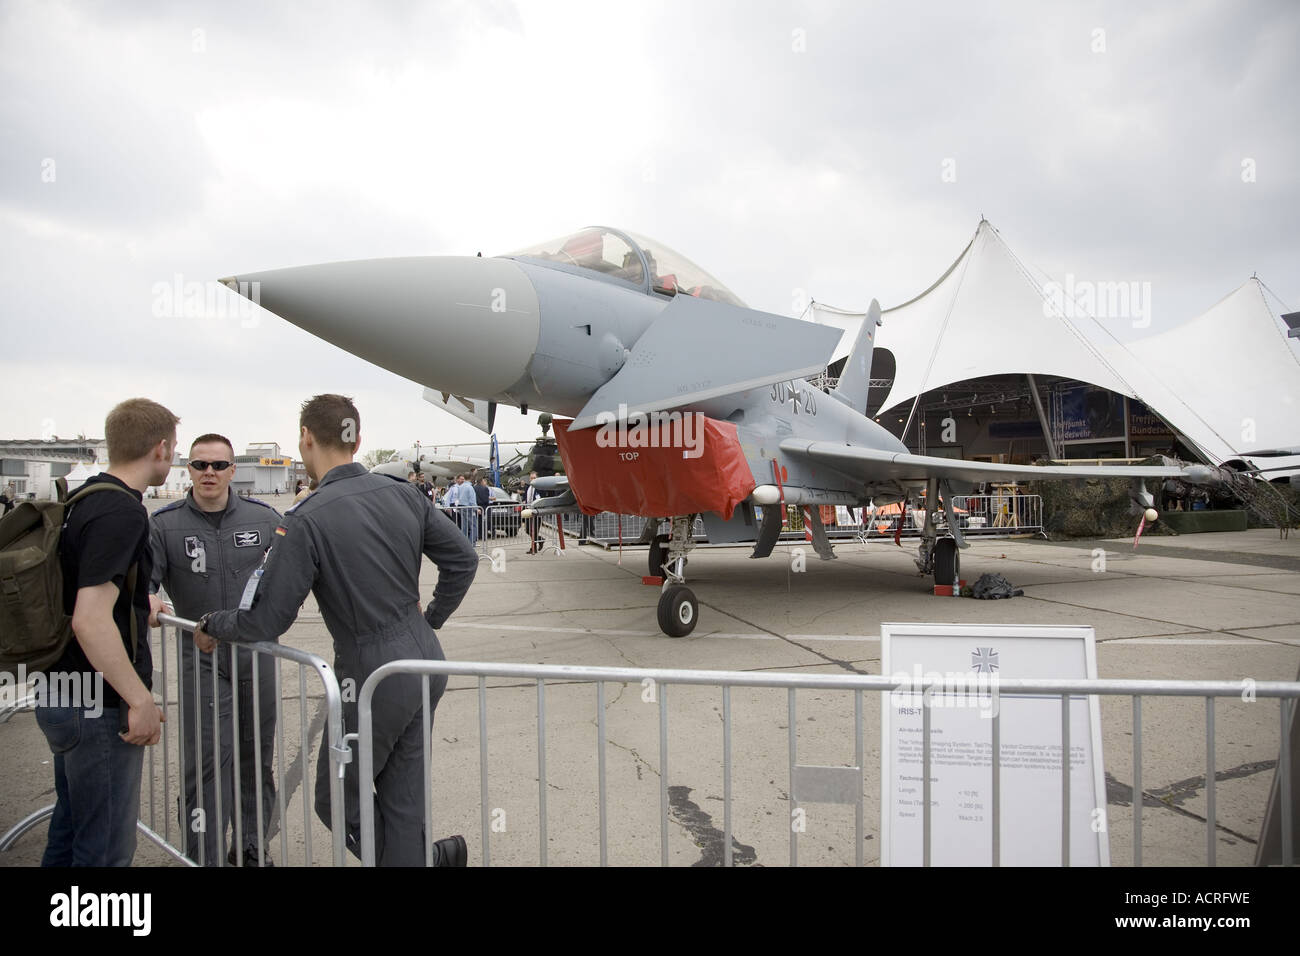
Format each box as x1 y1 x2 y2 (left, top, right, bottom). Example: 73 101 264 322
23 398 175 865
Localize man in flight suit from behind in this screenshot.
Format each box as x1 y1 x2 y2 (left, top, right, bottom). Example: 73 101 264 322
149 433 281 866
195 395 478 866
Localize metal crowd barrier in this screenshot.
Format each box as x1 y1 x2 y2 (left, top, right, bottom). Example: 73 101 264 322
1 614 349 867
437 504 485 545
588 512 649 541
354 660 1297 867
478 505 601 557
832 495 1044 541
951 493 1043 534
480 502 528 545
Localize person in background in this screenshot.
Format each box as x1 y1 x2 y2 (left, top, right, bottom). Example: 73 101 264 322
453 474 478 543
524 471 544 555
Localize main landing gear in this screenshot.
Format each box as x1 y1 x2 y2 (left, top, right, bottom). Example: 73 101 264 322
651 515 698 637
914 476 967 590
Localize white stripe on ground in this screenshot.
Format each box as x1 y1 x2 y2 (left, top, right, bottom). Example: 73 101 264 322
1104 637 1285 645
787 634 882 642
444 621 656 637
443 622 1295 647
444 622 883 642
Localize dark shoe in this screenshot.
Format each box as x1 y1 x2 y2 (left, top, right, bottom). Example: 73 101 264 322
434 834 467 867
229 845 275 867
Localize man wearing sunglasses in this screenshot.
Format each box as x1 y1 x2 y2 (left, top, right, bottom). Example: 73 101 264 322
148 433 281 866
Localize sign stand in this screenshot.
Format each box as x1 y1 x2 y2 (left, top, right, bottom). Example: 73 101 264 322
881 623 1109 866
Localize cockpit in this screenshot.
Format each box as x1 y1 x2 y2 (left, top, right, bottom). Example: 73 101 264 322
506 226 746 308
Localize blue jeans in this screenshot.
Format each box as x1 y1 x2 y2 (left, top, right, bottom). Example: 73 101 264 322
36 705 145 867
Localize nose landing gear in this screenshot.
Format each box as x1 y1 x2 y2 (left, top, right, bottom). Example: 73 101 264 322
653 514 698 637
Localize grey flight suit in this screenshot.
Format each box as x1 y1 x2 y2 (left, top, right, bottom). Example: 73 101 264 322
203 463 478 866
150 491 281 866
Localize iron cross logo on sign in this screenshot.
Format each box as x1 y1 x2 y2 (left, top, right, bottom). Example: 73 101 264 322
971 647 999 673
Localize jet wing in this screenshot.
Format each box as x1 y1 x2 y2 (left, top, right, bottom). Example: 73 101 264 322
779 439 1209 487
569 295 842 430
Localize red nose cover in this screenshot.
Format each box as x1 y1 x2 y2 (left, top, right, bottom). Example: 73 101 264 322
553 416 756 519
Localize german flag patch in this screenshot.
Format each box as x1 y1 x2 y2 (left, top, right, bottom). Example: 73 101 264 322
274 526 288 536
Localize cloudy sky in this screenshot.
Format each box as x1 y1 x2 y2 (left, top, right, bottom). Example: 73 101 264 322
2 0 1296 459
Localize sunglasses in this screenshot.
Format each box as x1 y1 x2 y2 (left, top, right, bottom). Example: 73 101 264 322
189 460 233 472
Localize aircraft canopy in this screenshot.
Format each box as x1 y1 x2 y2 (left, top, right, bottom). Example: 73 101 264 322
509 227 746 307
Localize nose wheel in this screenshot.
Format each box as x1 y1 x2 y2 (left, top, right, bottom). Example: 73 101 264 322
657 585 698 637
652 515 699 636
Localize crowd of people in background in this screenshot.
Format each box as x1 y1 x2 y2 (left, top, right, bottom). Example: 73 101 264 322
404 470 501 544
400 469 550 550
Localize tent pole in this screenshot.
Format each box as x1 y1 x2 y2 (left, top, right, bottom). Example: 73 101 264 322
1026 374 1058 459
1123 396 1132 459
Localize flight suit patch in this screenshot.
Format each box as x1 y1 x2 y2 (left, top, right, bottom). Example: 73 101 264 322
233 530 262 548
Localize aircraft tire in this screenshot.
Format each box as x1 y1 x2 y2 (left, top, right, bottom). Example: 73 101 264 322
658 586 698 638
934 537 959 587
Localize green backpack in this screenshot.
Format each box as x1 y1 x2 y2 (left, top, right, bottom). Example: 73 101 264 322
0 478 139 672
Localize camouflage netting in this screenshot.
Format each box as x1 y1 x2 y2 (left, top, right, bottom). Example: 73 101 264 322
1244 480 1299 531
1029 475 1160 540
1030 456 1300 539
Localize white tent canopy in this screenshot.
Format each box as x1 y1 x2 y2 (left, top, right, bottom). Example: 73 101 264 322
1111 278 1300 465
63 461 97 492
809 220 1300 469
813 221 1137 412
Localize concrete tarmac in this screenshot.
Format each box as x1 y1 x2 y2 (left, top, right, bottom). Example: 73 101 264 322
2 516 1296 867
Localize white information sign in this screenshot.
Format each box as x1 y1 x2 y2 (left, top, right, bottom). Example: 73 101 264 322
881 623 1109 866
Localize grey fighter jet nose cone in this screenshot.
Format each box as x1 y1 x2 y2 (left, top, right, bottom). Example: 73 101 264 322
220 255 541 398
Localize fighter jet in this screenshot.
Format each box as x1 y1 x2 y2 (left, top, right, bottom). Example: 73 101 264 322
221 226 1217 636
369 441 535 484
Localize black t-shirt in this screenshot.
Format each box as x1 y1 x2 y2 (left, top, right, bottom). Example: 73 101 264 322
55 473 154 709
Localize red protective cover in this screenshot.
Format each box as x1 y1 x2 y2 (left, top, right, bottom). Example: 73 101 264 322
553 416 756 519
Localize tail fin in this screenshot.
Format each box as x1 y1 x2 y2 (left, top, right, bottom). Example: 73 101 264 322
830 299 881 414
